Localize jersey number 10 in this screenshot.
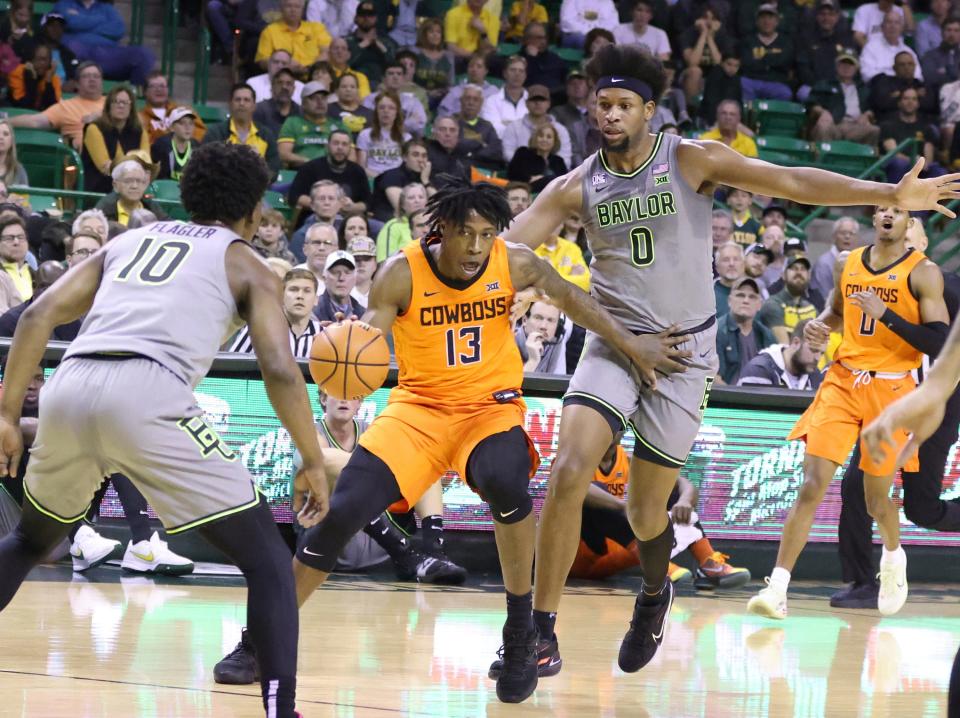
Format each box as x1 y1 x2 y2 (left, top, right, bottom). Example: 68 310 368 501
116 236 193 285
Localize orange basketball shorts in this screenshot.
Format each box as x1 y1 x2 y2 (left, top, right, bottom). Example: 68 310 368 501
788 363 919 476
358 398 540 512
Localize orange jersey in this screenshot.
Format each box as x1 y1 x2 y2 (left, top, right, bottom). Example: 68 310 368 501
391 237 523 407
836 246 925 373
593 445 630 499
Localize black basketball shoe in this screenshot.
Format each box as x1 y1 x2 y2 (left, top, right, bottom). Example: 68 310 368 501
495 625 539 703
213 628 259 685
488 632 562 679
395 549 467 585
830 581 879 608
421 537 468 585
618 580 674 673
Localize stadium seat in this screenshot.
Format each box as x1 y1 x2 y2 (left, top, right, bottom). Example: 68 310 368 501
148 179 189 220
750 100 806 138
813 141 880 178
275 169 296 185
497 43 521 57
755 136 814 165
556 47 584 66
263 190 292 222
14 128 84 190
194 104 227 126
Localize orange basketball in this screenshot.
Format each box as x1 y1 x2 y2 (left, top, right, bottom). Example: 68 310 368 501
309 320 390 400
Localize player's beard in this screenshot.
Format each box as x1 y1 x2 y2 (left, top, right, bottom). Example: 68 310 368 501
601 134 630 153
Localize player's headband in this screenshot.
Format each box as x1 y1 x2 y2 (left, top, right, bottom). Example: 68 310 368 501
595 75 654 103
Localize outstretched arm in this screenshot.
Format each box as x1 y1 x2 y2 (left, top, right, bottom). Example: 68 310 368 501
502 167 584 250
507 243 691 388
682 140 960 217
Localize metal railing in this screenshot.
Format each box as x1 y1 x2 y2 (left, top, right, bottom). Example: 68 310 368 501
9 186 183 215
194 27 212 106
130 0 145 48
161 2 180 91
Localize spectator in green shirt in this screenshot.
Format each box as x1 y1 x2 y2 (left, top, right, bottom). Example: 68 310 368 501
278 81 347 169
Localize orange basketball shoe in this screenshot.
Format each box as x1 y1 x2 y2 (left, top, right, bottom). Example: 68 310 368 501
694 552 751 590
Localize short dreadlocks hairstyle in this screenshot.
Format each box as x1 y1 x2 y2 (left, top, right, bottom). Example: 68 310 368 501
425 176 513 236
180 143 271 225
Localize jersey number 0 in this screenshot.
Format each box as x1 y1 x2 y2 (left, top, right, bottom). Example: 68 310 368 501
629 226 655 267
116 236 193 285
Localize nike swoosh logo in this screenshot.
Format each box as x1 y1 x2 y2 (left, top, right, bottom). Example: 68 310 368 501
424 291 440 297
500 507 519 518
302 547 324 557
611 78 623 83
132 551 154 562
538 656 561 667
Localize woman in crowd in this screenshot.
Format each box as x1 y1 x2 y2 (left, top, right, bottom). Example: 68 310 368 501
81 84 150 194
327 73 373 134
356 91 410 179
582 28 615 67
338 210 371 250
375 181 427 262
0 121 28 187
507 123 567 193
412 19 454 108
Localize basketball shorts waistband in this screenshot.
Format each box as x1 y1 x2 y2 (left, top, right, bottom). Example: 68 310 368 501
635 315 716 338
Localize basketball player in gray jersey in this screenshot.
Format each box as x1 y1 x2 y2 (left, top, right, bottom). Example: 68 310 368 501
0 144 328 718
503 44 960 676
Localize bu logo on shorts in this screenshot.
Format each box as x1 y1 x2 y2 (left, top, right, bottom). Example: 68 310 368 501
178 417 237 461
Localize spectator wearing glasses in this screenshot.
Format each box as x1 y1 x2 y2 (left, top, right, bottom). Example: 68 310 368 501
0 260 79 340
94 158 168 226
8 44 62 112
301 223 340 282
0 216 32 311
139 71 207 145
81 84 150 194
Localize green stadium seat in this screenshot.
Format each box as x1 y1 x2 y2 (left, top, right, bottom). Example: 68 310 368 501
275 169 296 185
194 104 227 126
750 99 806 137
814 140 880 178
148 179 189 220
755 136 814 165
27 193 58 213
497 42 521 57
14 128 84 190
556 47 584 65
264 190 292 222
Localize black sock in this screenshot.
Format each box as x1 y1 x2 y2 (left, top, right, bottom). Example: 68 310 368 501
505 590 533 632
533 609 556 640
421 514 443 548
200 500 298 718
364 514 414 560
111 474 152 543
637 522 674 605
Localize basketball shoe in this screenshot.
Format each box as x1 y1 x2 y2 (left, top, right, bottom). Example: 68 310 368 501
422 536 468 585
747 578 787 619
877 559 908 616
70 525 122 572
830 581 879 608
693 552 751 590
121 532 194 575
668 561 691 583
494 624 539 703
618 580 674 673
488 633 562 679
213 628 259 685
395 549 466 585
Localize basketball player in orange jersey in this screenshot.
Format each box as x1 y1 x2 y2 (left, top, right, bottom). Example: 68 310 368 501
287 178 688 704
748 205 949 620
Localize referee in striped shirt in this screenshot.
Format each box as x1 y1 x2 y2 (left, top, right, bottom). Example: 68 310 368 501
230 268 321 358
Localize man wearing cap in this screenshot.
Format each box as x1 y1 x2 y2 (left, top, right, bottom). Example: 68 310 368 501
151 107 201 182
248 50 305 105
52 0 156 86
810 216 859 299
255 0 331 76
278 81 345 168
613 1 671 61
796 0 857 97
347 1 398 88
807 49 879 144
737 319 824 390
765 236 826 311
501 84 573 167
347 236 377 306
453 84 504 170
204 83 281 176
361 61 428 136
93 157 168 226
38 12 79 87
253 67 302 139
713 242 745 317
700 99 758 158
740 4 795 102
9 60 104 149
314 250 365 322
760 252 819 344
715 277 776 385
139 71 207 145
519 21 568 96
744 243 774 298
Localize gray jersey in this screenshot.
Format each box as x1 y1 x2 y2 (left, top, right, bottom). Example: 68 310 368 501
65 221 246 388
580 132 715 333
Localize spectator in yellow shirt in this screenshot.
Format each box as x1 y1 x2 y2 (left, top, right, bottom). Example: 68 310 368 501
445 0 500 60
255 0 331 76
534 232 591 292
504 1 549 41
699 99 758 158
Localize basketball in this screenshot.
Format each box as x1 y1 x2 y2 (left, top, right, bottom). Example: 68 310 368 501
309 320 390 400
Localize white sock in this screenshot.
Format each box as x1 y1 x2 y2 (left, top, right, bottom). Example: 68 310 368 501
769 567 791 594
881 545 906 566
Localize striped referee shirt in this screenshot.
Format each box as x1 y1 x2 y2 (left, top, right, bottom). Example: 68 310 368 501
229 318 321 359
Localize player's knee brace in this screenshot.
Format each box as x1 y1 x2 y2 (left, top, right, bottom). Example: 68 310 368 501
466 427 533 525
296 447 403 572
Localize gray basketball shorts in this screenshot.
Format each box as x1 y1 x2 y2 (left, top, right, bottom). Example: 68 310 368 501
24 356 259 534
565 318 719 468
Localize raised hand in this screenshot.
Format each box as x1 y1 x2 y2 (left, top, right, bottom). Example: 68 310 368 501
892 158 960 218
